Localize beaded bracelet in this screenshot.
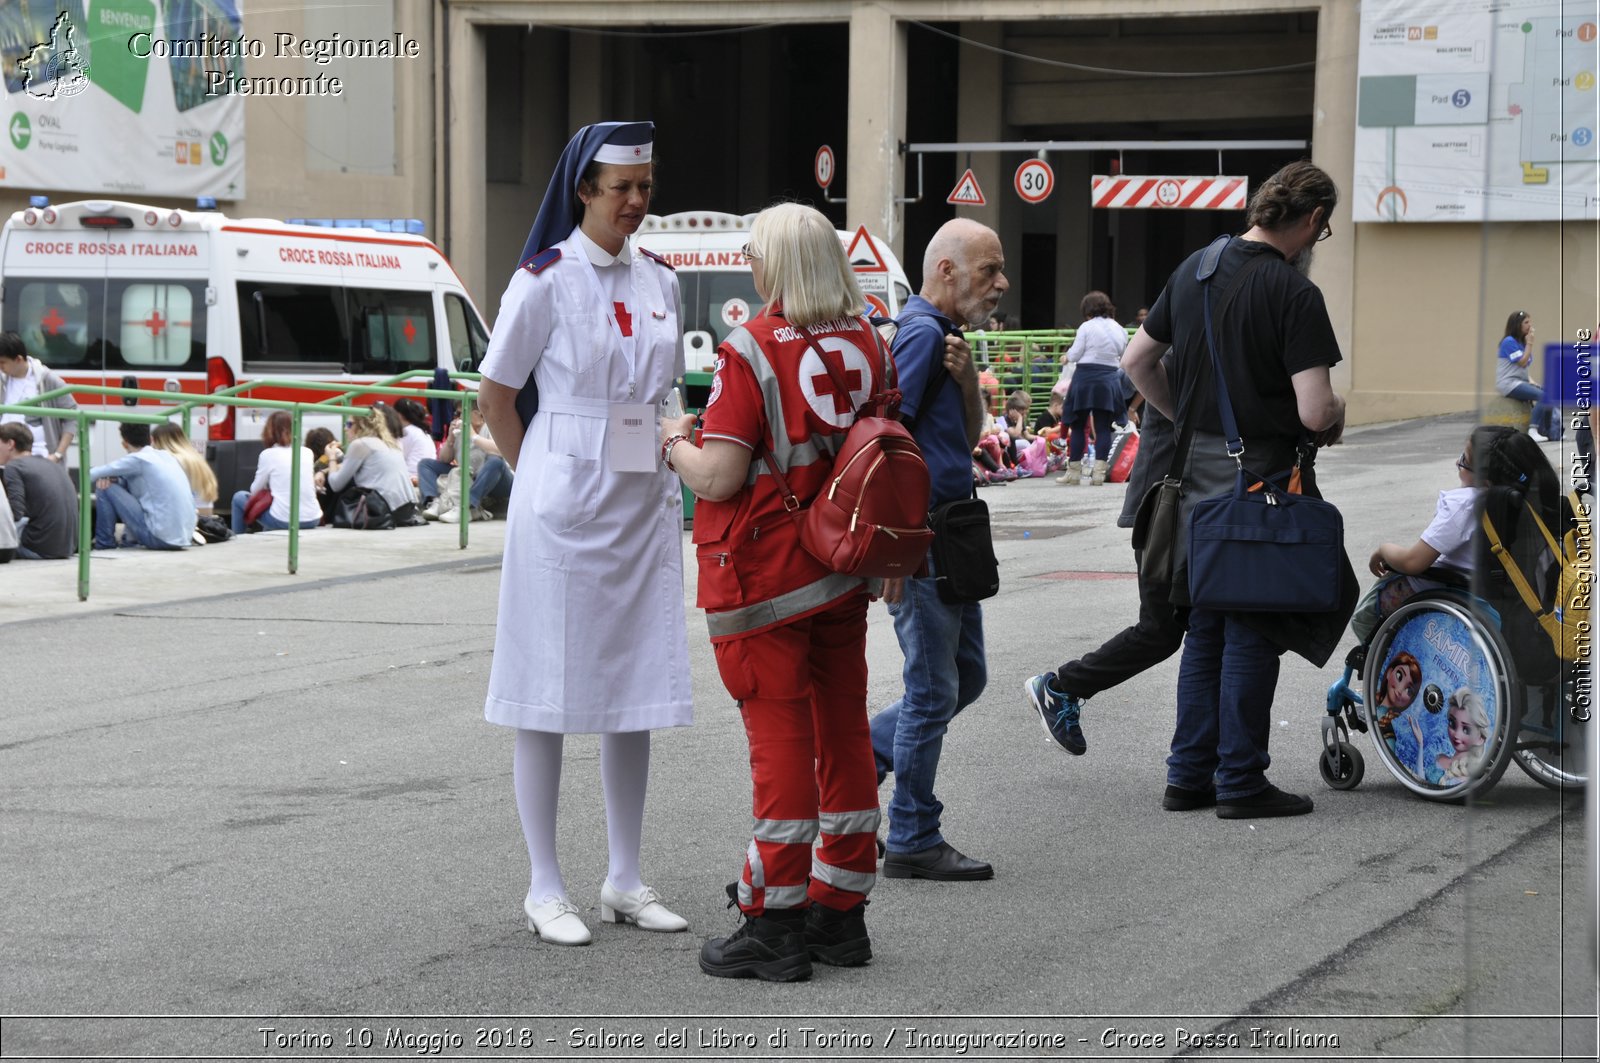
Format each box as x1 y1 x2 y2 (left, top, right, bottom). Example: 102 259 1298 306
661 433 689 472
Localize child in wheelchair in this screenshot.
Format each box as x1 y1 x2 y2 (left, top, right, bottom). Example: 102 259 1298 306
1320 425 1583 799
1353 427 1530 643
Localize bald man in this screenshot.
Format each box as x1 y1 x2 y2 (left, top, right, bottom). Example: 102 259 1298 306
871 219 1007 881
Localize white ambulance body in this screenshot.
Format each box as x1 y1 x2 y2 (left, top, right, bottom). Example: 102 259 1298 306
0 199 488 486
635 211 913 372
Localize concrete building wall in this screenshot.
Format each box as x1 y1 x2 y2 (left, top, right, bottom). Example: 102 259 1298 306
0 2 435 232
2 0 1592 426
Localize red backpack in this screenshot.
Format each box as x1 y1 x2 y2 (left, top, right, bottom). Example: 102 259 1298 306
758 323 934 578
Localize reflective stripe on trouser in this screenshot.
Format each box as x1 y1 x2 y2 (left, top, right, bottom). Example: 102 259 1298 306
716 593 880 914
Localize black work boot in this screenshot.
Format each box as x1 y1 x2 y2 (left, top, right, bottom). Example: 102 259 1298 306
699 906 811 982
804 900 871 967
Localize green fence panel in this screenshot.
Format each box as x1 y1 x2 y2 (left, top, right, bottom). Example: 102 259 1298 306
4 374 487 600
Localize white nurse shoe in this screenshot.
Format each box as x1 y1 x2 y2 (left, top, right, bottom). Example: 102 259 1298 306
524 893 592 946
599 881 689 933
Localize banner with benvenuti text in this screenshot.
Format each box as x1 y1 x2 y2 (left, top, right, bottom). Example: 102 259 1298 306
0 0 246 199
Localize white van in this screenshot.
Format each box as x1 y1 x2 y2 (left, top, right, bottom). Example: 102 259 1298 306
0 198 488 494
635 211 912 373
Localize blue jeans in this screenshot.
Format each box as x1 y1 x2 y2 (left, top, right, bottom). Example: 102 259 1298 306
1167 607 1284 800
418 456 512 508
230 490 319 534
1503 381 1555 436
870 575 987 853
13 517 40 560
94 483 176 550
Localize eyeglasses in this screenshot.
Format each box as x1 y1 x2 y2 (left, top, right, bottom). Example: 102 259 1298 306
1456 452 1471 470
1316 214 1334 242
740 243 761 262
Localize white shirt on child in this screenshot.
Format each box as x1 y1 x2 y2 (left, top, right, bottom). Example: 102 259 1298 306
1420 486 1483 573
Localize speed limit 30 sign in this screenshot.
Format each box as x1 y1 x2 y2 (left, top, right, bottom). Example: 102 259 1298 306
1014 159 1055 203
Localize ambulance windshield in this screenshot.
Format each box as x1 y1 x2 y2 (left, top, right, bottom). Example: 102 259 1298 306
679 271 766 347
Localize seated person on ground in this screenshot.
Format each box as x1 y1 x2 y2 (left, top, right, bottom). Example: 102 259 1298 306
88 422 196 550
392 399 437 488
0 485 16 562
318 407 418 521
418 406 512 521
305 427 339 526
231 411 320 534
150 423 218 518
0 422 78 559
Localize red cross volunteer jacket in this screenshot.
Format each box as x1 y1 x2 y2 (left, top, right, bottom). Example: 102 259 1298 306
693 308 891 641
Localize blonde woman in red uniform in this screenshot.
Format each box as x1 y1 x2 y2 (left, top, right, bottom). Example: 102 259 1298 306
661 203 884 982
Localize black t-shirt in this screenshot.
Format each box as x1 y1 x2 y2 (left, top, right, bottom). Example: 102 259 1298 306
1031 411 1058 432
1143 238 1341 444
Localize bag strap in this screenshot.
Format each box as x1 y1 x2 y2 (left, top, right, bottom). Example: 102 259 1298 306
1481 507 1557 628
1160 237 1269 483
1195 235 1274 464
887 308 955 424
1521 498 1567 564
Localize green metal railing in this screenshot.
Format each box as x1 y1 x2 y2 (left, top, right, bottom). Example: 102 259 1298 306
975 328 1144 412
4 371 485 600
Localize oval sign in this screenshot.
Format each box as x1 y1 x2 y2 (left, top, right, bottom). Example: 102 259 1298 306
815 145 836 190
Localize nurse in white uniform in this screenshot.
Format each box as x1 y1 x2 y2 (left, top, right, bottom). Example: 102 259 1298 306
477 121 694 947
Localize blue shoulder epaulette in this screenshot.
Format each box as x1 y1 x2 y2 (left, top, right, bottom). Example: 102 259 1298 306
640 247 674 270
521 248 561 275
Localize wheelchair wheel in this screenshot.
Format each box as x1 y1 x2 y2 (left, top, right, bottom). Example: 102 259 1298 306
1361 592 1521 801
1319 741 1365 790
1512 675 1588 790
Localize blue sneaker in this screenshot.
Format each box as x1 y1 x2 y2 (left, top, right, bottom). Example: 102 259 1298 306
1025 672 1086 755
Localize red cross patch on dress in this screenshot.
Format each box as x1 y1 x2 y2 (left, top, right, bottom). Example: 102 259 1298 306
613 302 633 338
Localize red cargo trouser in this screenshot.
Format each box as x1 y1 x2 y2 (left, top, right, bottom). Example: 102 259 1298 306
712 593 880 914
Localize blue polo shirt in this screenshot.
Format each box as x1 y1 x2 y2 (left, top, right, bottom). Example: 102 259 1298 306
892 295 971 507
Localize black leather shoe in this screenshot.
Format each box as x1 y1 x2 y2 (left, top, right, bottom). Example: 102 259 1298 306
882 841 993 881
1216 784 1313 819
1161 784 1217 812
805 901 871 966
699 909 811 982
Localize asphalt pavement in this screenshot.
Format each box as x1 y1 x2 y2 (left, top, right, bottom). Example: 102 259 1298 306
1 414 1594 1063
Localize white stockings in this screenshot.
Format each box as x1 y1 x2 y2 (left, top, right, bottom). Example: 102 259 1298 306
512 729 651 901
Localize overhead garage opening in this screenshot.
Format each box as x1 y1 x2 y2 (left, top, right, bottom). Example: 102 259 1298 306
480 22 850 275
903 12 1318 328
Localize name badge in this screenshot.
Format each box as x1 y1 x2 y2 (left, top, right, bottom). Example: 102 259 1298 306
607 402 657 473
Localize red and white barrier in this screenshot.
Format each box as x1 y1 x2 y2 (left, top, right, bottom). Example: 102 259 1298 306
1090 175 1248 210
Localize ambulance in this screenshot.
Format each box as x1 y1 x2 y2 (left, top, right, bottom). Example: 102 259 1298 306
0 197 488 493
635 211 913 373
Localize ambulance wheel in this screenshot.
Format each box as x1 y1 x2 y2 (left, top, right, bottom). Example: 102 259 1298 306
1319 742 1364 790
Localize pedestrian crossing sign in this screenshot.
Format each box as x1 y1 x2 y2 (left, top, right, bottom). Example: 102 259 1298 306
946 168 986 206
